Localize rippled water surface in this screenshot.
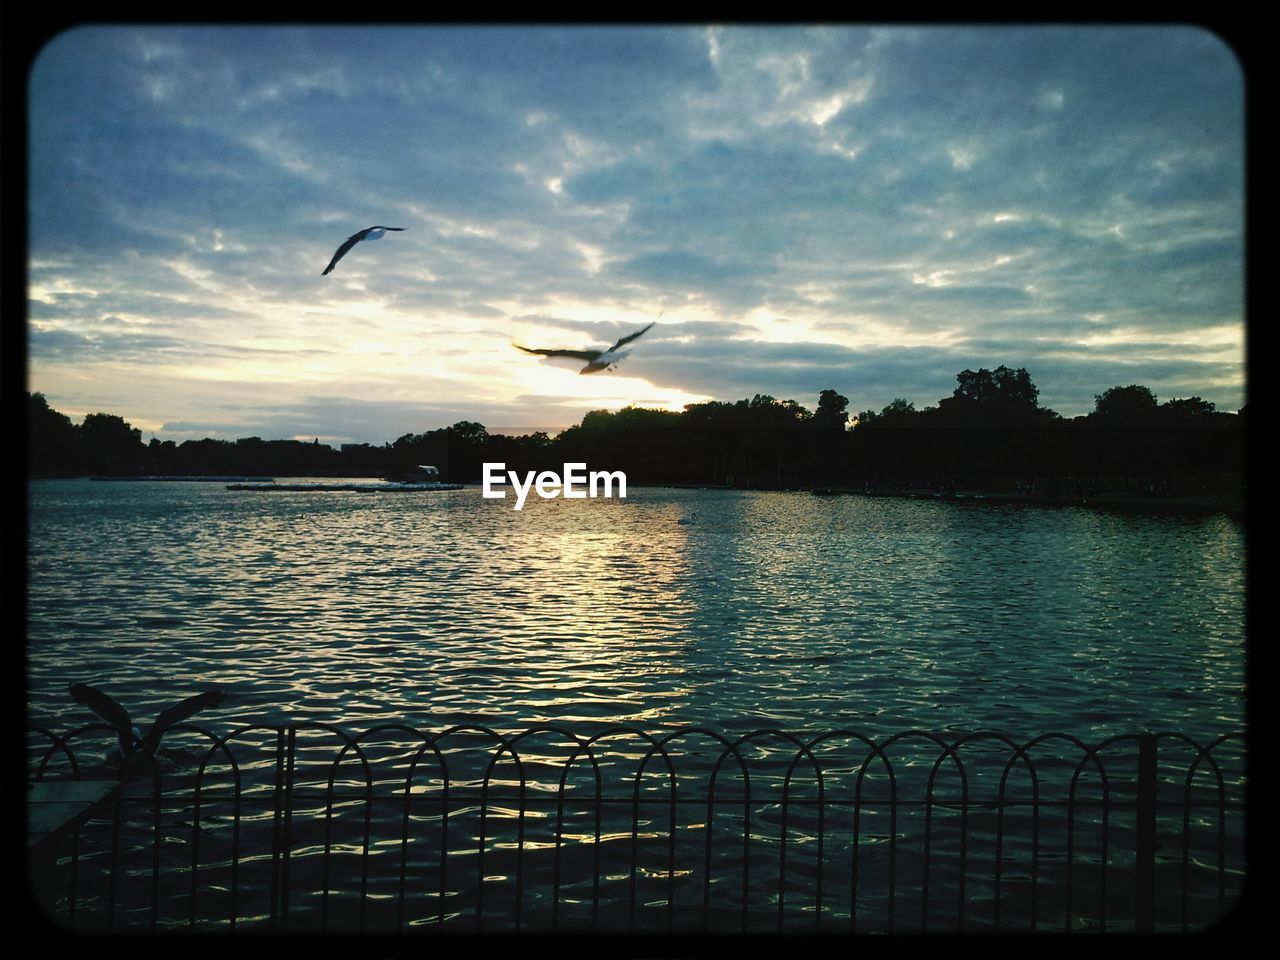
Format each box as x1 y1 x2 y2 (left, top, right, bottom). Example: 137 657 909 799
26 479 1245 740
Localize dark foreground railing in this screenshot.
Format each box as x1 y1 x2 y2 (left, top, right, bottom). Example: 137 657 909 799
26 724 1246 934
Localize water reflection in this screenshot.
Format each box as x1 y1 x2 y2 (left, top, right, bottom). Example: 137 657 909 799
27 480 1245 743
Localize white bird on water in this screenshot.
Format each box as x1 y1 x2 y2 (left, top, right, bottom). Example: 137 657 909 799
321 225 406 276
69 682 227 778
514 319 658 374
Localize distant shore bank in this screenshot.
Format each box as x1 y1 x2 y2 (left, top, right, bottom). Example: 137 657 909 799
807 486 1243 517
37 474 1244 517
633 481 1244 517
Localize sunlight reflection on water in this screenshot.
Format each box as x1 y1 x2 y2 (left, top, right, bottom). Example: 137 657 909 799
27 479 1245 741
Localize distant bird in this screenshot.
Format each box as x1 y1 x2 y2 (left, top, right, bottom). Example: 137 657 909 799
69 682 227 777
321 225 406 276
515 321 657 374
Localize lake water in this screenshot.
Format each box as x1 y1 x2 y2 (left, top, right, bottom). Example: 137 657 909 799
24 483 1244 742
25 479 1247 932
27 478 1245 739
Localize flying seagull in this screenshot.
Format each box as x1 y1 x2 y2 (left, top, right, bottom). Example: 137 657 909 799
69 682 227 777
515 321 657 374
321 225 406 276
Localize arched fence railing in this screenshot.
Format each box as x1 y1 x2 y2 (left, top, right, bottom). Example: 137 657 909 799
26 724 1246 934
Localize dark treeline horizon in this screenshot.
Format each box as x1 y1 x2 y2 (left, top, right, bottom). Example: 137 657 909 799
27 366 1244 494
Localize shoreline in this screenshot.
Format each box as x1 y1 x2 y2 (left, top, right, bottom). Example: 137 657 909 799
808 486 1244 517
633 481 1244 517
36 474 1245 517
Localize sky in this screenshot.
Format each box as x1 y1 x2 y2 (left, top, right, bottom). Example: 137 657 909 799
25 24 1246 445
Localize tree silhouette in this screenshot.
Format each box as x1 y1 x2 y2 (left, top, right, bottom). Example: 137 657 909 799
938 366 1047 422
1161 396 1216 418
80 412 145 474
815 389 850 431
1093 384 1158 419
857 398 918 427
448 421 489 444
28 392 80 475
26 374 1241 494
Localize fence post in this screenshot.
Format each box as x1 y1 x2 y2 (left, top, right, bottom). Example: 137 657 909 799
1134 733 1157 932
280 725 298 930
268 727 286 931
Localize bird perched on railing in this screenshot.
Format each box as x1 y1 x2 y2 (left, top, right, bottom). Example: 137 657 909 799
68 682 227 779
321 225 406 276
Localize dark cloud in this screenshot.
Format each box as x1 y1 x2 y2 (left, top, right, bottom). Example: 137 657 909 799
27 26 1244 440
27 326 191 359
610 250 761 288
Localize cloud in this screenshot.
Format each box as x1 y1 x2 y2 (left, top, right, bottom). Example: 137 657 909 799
26 25 1245 442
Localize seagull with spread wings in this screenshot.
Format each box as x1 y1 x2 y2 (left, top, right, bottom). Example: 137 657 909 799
69 682 227 777
321 225 406 276
514 320 657 374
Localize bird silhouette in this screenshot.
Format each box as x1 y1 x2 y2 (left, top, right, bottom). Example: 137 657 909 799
515 320 657 374
69 682 227 777
321 225 406 276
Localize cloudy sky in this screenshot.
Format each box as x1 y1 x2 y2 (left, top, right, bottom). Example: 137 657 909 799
27 25 1244 444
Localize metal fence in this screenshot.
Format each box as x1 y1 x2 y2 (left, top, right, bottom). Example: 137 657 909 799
27 724 1246 934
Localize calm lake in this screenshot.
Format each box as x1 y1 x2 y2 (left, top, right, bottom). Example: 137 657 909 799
25 479 1247 932
26 479 1245 739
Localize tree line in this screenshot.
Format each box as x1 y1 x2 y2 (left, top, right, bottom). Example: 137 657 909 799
26 367 1243 493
